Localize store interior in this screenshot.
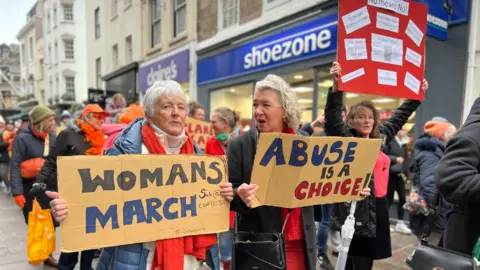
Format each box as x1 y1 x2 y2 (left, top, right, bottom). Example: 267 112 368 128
208 65 415 132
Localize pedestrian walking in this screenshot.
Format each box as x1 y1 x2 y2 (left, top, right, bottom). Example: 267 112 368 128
325 62 428 270
385 127 412 234
9 105 57 268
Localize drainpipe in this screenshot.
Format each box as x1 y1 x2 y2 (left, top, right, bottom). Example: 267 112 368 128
462 0 479 122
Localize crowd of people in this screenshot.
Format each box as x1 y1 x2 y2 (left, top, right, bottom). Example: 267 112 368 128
0 61 478 270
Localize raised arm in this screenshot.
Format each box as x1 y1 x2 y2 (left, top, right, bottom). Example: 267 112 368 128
380 80 427 145
324 62 351 137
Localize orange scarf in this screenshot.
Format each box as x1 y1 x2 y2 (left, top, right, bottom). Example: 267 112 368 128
77 119 105 156
141 123 217 270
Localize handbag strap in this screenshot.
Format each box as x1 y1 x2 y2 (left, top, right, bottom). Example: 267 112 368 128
235 209 293 234
421 191 441 244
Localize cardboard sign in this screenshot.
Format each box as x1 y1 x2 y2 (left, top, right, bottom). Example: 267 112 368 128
186 118 215 149
338 0 428 100
57 155 229 252
250 133 381 208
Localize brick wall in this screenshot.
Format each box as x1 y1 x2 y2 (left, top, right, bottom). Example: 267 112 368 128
197 0 218 41
240 0 262 24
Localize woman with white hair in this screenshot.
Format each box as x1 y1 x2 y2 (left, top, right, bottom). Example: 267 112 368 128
228 74 371 270
47 80 234 270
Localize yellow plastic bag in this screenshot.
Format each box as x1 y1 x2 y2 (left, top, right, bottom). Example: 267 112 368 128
27 199 56 265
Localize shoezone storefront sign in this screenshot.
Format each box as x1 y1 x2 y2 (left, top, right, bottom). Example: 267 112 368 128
57 155 229 252
250 133 381 208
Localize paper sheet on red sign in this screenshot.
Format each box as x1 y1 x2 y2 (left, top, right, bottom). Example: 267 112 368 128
338 0 428 100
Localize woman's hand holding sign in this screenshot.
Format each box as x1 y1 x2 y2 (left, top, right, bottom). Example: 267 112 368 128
238 183 259 208
220 183 234 202
360 187 371 197
46 191 69 222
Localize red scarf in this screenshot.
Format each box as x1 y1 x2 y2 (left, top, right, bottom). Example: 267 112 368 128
141 123 217 270
31 124 48 140
282 128 305 241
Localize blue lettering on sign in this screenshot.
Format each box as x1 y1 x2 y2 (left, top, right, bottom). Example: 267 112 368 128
85 195 198 234
197 14 338 85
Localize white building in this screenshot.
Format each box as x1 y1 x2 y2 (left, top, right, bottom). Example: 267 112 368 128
43 0 87 105
85 0 143 104
17 2 43 101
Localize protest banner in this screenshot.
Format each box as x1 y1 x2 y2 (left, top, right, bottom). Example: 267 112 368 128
186 118 214 149
57 154 229 252
338 0 428 100
250 133 381 208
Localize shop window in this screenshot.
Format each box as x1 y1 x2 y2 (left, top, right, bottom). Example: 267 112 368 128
280 70 315 125
180 82 189 101
210 83 253 128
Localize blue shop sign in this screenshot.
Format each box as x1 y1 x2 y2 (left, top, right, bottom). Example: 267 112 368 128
415 0 449 41
197 14 338 85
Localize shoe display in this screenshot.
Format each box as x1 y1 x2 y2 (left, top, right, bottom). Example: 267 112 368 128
317 253 334 270
395 222 412 235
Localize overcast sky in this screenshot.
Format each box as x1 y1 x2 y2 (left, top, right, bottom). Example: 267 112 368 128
0 0 37 45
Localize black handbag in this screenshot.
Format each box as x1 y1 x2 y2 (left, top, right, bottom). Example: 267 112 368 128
232 211 291 270
406 192 475 270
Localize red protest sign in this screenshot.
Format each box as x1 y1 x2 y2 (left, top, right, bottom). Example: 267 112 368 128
337 0 428 100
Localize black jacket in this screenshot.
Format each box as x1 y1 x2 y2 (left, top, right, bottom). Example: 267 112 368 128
10 125 56 195
0 131 10 163
325 89 421 237
436 97 480 254
385 139 409 175
35 119 90 192
227 129 316 270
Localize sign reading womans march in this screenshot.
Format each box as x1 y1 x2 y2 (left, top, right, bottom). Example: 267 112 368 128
57 155 229 252
250 133 381 208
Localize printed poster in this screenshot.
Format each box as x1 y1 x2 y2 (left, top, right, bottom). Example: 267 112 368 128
338 0 428 100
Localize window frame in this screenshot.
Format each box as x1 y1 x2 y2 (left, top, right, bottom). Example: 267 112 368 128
112 0 118 18
95 8 101 39
63 4 74 21
263 0 290 11
218 0 239 30
112 44 119 69
53 5 57 27
54 41 58 63
29 37 34 61
96 57 102 88
151 0 162 47
47 13 51 31
173 0 186 37
65 76 75 93
125 35 132 63
64 39 74 60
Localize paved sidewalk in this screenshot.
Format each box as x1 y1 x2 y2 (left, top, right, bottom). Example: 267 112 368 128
0 191 417 270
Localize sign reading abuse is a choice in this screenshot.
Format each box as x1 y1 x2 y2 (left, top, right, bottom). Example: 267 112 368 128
250 133 381 208
57 155 229 252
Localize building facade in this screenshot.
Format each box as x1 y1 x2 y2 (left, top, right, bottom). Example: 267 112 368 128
196 0 471 136
43 0 87 105
0 44 21 108
138 0 198 100
85 0 143 105
17 1 43 109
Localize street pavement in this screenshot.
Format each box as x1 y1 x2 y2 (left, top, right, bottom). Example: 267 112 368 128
0 191 417 270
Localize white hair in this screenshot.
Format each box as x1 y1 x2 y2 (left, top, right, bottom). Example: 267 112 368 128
143 80 186 117
254 74 302 129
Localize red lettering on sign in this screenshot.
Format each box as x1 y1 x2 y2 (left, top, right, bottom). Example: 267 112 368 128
321 182 333 197
351 178 362 196
340 179 352 195
295 181 308 200
308 182 322 199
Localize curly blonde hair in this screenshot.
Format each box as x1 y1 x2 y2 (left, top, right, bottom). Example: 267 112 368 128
254 74 302 129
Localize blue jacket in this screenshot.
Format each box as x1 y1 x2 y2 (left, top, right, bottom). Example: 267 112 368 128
97 118 203 270
413 133 452 231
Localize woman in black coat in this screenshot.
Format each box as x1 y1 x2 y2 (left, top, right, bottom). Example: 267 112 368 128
228 74 371 270
326 62 426 269
436 97 480 255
